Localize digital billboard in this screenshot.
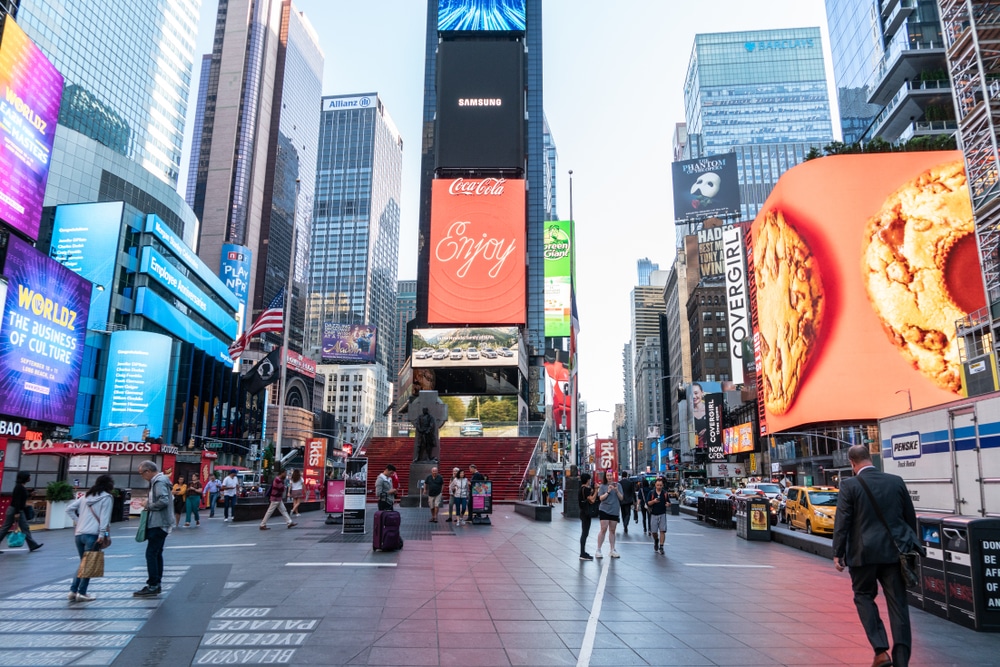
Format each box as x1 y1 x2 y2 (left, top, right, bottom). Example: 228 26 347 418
438 0 526 32
435 41 524 170
672 153 741 222
0 16 64 241
695 225 724 277
545 348 571 431
410 366 519 396
429 178 525 324
144 215 238 312
749 152 982 433
0 234 91 425
543 221 574 337
723 422 754 455
140 246 237 339
411 326 519 368
322 323 377 363
99 331 172 442
220 243 251 309
50 202 123 331
134 287 232 366
689 381 725 450
722 224 749 384
705 392 725 462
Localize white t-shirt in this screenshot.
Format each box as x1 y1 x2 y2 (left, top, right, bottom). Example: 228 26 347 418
221 476 240 497
290 480 304 491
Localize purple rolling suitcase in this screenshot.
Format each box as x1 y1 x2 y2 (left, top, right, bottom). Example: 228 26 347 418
373 510 403 552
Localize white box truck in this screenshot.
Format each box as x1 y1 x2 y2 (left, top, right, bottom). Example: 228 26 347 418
878 393 1000 517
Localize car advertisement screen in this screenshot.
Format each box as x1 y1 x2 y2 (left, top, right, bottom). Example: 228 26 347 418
429 178 525 324
438 0 526 32
411 326 519 368
322 323 377 363
543 220 574 337
723 422 754 454
99 331 172 442
0 234 91 425
50 202 124 331
672 153 741 222
435 41 524 170
749 152 982 433
0 17 64 242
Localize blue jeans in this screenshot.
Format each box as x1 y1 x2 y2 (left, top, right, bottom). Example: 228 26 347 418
71 533 99 595
223 495 236 519
145 526 168 587
208 492 219 517
185 495 200 524
454 498 467 516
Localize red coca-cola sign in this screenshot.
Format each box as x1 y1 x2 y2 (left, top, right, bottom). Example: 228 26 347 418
448 177 507 196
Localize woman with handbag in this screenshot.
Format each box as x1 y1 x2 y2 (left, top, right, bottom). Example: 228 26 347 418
65 475 115 602
0 471 43 553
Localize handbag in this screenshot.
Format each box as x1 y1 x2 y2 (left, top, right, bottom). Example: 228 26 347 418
135 509 149 542
857 476 921 590
6 530 26 548
77 549 105 579
88 503 112 549
378 492 393 511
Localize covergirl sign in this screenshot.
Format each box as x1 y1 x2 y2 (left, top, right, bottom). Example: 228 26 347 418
428 178 526 324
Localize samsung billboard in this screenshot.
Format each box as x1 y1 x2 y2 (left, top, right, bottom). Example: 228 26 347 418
0 234 91 425
435 40 524 171
672 153 741 222
99 331 172 442
438 0 526 32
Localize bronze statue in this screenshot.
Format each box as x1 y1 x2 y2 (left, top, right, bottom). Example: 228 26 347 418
413 407 438 462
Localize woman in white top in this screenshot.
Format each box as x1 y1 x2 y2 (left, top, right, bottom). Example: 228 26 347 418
288 469 305 516
65 475 115 602
449 469 469 526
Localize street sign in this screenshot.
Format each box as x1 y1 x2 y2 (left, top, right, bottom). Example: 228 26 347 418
205 441 223 450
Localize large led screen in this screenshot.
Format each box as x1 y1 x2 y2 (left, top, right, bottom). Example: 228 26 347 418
545 348 571 432
50 202 123 331
220 243 251 309
429 178 526 324
438 0 526 32
99 331 172 442
322 323 377 363
139 246 237 339
543 221 574 337
672 153 741 222
408 366 519 396
0 234 91 425
723 422 754 455
435 41 524 171
749 151 983 434
0 17 64 241
411 326 519 368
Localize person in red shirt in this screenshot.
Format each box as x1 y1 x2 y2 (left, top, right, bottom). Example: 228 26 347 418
259 469 297 530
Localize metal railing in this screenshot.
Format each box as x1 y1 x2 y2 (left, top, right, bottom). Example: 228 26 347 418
519 418 556 504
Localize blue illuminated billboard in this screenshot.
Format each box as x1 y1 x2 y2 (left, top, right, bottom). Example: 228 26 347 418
50 201 123 331
438 0 525 32
220 243 251 309
99 331 172 441
0 234 91 425
144 215 238 311
139 246 237 339
134 287 232 366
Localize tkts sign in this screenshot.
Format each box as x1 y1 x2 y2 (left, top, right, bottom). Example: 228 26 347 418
304 437 327 493
596 438 618 473
428 178 526 325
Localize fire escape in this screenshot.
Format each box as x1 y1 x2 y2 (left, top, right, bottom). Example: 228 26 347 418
939 0 1000 392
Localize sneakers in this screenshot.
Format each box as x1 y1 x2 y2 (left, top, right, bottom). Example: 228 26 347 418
594 550 603 559
75 593 96 602
658 546 665 555
610 550 620 558
259 525 270 530
623 527 628 534
29 543 43 552
67 592 78 601
184 523 190 527
445 517 453 522
579 553 594 561
287 522 297 528
133 586 161 597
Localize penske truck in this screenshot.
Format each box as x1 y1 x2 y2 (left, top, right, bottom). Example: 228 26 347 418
878 393 1000 517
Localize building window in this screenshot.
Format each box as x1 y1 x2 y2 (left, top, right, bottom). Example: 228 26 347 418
703 312 712 321
719 342 728 353
704 342 715 353
703 327 712 338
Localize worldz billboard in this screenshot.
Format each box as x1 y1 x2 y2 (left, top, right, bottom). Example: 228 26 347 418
672 153 741 222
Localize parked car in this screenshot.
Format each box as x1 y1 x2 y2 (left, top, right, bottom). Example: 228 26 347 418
482 347 497 359
498 347 514 357
681 489 706 507
432 349 449 360
466 347 480 360
450 348 464 360
459 418 483 436
745 482 783 500
785 486 839 535
415 347 435 359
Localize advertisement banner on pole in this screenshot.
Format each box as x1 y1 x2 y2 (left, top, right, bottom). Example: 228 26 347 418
325 479 345 514
706 393 725 462
304 437 327 497
543 221 574 337
722 225 748 384
596 438 618 474
343 458 368 534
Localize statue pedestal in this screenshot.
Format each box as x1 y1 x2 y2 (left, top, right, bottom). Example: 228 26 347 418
399 461 436 508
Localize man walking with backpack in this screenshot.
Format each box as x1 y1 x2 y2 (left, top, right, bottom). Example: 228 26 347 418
260 469 297 530
646 477 669 554
619 472 636 534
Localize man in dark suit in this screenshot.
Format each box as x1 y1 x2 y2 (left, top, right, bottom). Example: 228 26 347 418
833 445 920 667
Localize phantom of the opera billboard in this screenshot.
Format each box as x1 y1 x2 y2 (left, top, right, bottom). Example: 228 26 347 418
672 153 741 223
749 151 984 434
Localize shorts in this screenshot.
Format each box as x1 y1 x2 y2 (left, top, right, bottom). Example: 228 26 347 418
649 513 668 533
290 489 304 499
428 494 441 508
548 491 557 499
598 510 619 522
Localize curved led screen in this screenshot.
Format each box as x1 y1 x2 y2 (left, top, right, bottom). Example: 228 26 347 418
99 331 172 442
438 0 525 32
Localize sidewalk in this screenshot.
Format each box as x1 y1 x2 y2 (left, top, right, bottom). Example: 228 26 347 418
0 504 996 666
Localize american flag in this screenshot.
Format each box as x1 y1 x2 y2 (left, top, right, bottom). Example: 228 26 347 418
228 289 285 360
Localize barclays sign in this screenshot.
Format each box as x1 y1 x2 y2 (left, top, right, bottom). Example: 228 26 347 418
745 39 815 52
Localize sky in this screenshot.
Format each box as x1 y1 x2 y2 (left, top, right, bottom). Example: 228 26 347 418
182 0 838 440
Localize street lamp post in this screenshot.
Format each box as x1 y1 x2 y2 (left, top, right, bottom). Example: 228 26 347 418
274 179 301 466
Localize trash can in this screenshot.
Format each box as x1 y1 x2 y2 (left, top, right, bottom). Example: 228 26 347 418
670 499 680 516
111 490 127 523
563 476 580 519
735 497 771 541
941 516 1000 632
911 514 940 611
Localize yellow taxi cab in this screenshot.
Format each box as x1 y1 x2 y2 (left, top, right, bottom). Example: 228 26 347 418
785 486 839 536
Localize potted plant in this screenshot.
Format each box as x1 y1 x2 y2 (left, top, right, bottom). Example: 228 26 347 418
45 480 76 529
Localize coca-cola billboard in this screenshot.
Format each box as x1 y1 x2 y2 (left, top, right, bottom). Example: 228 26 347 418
429 178 526 324
435 40 524 170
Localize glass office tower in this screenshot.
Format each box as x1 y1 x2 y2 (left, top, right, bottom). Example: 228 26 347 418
683 28 834 220
308 93 403 419
18 0 201 242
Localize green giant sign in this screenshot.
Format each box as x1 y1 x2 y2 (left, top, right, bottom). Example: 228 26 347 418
543 220 574 337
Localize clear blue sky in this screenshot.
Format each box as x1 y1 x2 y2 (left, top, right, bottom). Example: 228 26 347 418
183 0 837 440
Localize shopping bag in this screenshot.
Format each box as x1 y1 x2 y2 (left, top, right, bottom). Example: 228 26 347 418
6 531 26 548
77 550 105 578
135 509 148 542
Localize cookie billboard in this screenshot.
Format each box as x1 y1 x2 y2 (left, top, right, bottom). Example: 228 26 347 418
749 151 984 433
672 153 741 222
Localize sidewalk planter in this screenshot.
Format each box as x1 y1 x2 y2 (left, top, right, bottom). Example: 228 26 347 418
44 481 76 530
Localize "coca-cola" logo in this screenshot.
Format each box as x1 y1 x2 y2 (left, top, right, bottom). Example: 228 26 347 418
448 178 506 196
435 221 517 279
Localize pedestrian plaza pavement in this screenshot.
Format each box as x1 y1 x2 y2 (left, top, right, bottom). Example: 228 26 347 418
0 504 997 666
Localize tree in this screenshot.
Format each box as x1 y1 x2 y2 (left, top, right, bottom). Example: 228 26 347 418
439 396 464 422
804 147 823 161
479 399 516 422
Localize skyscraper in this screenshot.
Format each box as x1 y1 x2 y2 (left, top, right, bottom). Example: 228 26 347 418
683 28 834 219
191 0 323 345
394 280 417 400
308 93 403 420
637 258 660 286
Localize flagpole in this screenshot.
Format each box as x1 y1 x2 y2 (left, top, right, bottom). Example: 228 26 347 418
274 179 300 467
